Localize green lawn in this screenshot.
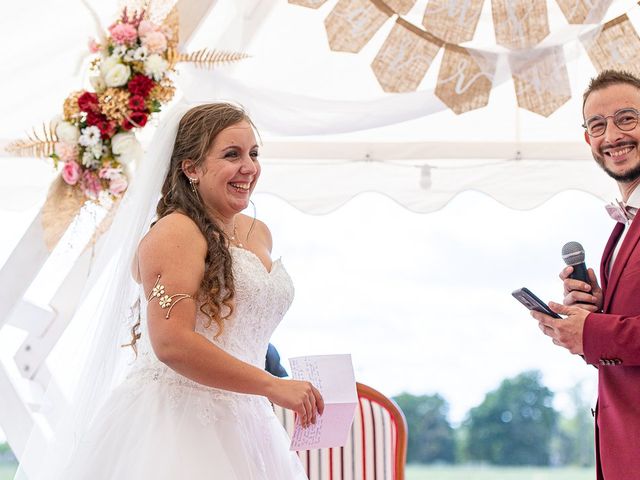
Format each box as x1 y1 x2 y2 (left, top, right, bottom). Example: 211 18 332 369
0 463 593 480
406 465 594 480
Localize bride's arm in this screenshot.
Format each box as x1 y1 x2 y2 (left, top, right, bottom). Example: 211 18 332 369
138 212 323 426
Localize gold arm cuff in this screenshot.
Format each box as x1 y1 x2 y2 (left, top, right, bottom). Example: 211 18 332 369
147 274 194 319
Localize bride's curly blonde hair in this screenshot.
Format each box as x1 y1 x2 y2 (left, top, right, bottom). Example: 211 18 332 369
127 103 255 351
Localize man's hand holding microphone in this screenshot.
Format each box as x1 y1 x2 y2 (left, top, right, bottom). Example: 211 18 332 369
530 242 602 355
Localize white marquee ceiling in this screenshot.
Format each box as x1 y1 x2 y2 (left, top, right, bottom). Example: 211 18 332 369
2 0 634 214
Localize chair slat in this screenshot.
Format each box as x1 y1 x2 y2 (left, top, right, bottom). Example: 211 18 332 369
273 382 407 480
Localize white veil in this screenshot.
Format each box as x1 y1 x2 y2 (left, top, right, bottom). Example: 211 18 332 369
15 99 195 479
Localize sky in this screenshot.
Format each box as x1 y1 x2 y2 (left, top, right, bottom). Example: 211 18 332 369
256 187 610 425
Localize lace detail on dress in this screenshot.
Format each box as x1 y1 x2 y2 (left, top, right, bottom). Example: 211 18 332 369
123 247 294 426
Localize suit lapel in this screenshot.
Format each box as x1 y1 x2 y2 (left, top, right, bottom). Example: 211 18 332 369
600 223 624 292
604 219 640 312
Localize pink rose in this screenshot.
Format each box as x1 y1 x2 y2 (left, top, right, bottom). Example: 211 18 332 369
55 142 79 163
137 20 158 37
109 174 128 196
142 31 167 54
81 171 102 199
109 23 138 45
61 160 81 185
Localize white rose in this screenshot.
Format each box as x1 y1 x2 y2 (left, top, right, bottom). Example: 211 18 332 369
144 54 168 81
89 75 106 93
55 121 80 143
103 63 131 88
99 55 120 76
111 132 142 165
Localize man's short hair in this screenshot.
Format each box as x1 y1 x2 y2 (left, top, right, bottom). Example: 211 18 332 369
583 69 640 111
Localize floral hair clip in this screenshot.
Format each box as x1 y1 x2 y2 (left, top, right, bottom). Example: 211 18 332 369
147 274 193 319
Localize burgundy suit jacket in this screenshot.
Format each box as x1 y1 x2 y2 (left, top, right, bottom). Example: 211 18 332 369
583 218 640 480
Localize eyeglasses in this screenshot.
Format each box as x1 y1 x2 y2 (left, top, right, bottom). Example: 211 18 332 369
583 108 640 137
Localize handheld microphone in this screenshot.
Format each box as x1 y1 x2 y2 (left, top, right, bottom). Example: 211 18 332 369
561 241 589 284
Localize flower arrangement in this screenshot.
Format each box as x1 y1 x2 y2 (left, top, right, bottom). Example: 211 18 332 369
52 8 176 204
7 6 248 211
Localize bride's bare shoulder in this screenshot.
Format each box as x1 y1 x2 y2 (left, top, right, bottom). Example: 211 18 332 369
135 212 207 281
143 212 205 246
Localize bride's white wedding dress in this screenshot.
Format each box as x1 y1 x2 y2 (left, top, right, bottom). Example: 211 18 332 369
62 247 306 479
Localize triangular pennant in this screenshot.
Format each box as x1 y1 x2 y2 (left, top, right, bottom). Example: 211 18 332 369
423 0 485 44
435 45 496 114
324 0 393 53
371 18 442 92
492 0 550 49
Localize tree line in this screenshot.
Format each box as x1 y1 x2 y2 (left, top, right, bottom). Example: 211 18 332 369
393 370 595 466
0 370 594 468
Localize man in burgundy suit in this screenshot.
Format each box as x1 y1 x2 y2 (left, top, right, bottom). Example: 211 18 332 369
531 69 640 480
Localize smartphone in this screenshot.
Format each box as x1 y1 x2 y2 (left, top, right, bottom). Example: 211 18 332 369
511 287 562 318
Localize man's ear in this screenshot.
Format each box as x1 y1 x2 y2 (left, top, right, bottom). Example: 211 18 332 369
584 131 591 145
182 159 197 178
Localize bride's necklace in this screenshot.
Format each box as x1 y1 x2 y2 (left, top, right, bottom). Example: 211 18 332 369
228 223 244 248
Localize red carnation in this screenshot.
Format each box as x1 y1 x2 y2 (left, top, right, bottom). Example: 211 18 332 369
86 111 107 126
97 120 117 139
128 74 155 98
78 91 100 113
129 95 147 112
122 111 148 130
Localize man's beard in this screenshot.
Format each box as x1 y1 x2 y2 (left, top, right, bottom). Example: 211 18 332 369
593 151 640 183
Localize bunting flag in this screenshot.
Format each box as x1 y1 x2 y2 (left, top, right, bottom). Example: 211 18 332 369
288 0 329 8
555 0 613 24
293 0 640 115
435 45 496 114
492 0 550 49
324 0 394 53
371 18 442 92
422 0 485 44
510 47 571 117
385 0 416 14
584 15 640 77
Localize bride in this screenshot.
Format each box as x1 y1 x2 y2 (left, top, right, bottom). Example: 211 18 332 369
17 102 323 479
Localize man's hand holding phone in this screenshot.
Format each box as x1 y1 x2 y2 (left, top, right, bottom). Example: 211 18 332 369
512 287 587 355
512 287 562 318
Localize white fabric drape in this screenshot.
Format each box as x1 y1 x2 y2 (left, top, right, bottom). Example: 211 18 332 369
0 0 626 216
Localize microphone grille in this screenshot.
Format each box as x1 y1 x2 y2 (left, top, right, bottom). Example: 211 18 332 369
561 241 585 266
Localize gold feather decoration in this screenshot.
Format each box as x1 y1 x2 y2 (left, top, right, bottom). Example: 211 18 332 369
6 122 58 159
169 48 251 69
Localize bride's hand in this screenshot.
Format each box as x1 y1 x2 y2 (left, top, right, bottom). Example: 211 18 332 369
267 378 324 428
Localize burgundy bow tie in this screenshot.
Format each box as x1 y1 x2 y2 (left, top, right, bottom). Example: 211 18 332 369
605 200 638 224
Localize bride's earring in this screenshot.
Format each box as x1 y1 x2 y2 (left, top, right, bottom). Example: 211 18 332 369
189 177 199 197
